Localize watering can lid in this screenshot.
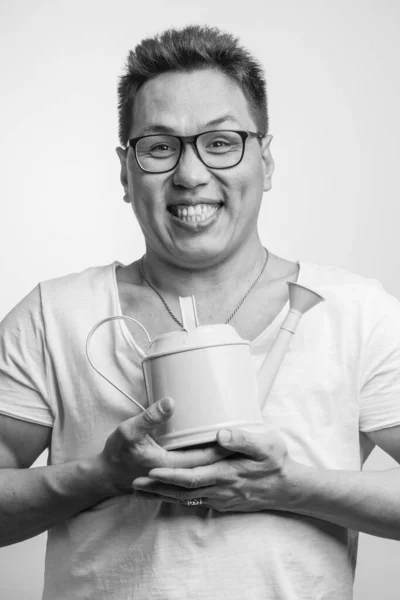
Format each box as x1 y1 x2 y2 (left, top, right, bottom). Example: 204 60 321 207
145 296 248 358
145 323 248 358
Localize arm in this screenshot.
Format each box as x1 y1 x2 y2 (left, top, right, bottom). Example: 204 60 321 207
0 398 228 547
0 414 111 546
283 442 400 539
133 425 400 540
284 425 400 539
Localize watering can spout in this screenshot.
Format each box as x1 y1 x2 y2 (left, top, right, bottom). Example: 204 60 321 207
288 282 325 315
259 282 325 406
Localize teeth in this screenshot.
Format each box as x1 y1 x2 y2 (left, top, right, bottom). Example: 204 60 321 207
170 203 220 222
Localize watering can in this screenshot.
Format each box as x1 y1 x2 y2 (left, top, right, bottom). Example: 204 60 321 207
86 283 324 449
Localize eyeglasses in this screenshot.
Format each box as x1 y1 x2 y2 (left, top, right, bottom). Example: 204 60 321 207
128 130 264 174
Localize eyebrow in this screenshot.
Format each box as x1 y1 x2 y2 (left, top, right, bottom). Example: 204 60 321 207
140 114 241 135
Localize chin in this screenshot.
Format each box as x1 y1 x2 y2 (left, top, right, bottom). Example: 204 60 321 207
171 241 232 267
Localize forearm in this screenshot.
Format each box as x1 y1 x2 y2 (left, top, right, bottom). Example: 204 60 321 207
285 461 400 540
0 455 116 547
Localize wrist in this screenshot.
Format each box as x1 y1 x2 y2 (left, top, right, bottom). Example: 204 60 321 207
279 457 315 511
84 453 131 498
42 455 120 510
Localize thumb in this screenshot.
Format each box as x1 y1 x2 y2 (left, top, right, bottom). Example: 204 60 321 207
217 428 271 461
134 397 175 437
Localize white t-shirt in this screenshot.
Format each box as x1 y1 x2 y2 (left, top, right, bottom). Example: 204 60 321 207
0 260 400 600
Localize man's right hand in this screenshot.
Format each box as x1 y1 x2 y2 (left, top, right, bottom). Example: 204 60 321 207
98 397 230 495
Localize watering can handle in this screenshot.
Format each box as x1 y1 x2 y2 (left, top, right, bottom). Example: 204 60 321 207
85 315 152 412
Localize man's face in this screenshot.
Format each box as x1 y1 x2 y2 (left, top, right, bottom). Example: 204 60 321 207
117 69 273 266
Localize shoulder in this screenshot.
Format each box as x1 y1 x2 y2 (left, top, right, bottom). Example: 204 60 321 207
299 260 390 304
40 261 119 289
300 259 400 327
300 260 382 290
39 262 120 304
1 263 123 338
33 262 124 335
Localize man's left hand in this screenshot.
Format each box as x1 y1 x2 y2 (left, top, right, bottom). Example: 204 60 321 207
132 428 295 512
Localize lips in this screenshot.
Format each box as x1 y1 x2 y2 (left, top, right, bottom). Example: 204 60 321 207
167 199 222 209
167 202 222 221
167 201 223 229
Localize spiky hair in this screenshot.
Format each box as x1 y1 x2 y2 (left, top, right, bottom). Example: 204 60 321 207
117 25 268 146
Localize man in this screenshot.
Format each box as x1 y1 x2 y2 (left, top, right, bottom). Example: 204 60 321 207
0 24 400 600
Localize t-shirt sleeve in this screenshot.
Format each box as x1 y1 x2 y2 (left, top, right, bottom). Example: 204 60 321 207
0 285 54 426
359 279 400 432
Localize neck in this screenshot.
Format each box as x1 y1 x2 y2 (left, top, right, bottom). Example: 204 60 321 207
142 240 268 297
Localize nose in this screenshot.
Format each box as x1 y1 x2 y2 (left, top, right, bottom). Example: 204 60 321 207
172 142 211 188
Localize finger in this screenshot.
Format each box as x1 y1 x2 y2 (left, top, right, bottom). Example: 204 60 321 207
217 428 272 460
165 443 232 470
135 489 213 510
134 490 178 504
124 397 175 441
146 461 231 488
133 478 216 500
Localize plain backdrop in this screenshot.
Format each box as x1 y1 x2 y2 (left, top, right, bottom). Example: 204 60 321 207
0 0 399 598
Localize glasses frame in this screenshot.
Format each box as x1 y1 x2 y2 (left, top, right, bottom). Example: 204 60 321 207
127 130 264 174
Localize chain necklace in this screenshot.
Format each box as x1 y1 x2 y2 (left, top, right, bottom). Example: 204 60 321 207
139 248 269 329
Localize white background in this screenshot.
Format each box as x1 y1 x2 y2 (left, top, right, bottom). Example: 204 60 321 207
0 0 399 598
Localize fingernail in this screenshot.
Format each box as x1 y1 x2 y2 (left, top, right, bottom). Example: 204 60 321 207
219 429 231 443
159 397 173 414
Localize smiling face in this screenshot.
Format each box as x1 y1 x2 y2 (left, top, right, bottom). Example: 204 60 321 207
117 68 274 268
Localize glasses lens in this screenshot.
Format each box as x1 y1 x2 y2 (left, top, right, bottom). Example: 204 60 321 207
197 131 244 168
136 135 180 172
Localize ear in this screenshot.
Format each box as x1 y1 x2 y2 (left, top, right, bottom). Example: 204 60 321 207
261 135 274 192
116 146 131 203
